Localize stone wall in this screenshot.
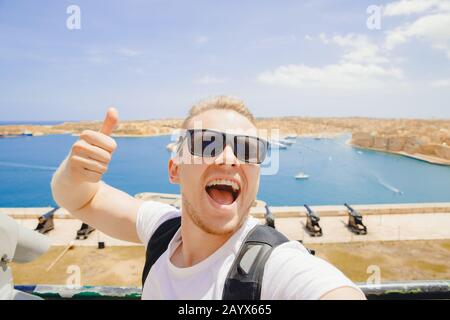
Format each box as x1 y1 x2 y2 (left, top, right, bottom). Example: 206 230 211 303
351 131 450 164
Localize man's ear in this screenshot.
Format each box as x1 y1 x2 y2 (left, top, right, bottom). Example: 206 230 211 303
168 158 180 184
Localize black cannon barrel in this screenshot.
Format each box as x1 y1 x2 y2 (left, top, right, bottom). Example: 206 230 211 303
344 203 354 212
304 204 314 215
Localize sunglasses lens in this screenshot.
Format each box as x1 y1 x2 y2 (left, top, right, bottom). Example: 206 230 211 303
235 136 267 164
188 130 224 157
187 130 267 164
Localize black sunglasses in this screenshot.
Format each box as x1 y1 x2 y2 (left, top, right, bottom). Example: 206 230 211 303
177 129 269 164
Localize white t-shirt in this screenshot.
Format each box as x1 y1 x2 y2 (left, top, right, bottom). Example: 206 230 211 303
136 201 363 300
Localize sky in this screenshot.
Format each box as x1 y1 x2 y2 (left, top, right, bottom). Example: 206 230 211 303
0 0 449 121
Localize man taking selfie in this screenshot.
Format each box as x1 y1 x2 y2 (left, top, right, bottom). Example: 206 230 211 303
51 96 366 300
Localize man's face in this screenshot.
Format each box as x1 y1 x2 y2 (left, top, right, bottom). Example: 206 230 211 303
169 109 261 235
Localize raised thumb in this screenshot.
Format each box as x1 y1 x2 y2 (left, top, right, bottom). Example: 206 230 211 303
100 107 119 136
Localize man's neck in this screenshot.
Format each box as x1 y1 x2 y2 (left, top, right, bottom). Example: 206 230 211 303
171 215 240 268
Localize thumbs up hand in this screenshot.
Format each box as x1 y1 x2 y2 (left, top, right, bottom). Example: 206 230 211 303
100 108 119 136
67 108 119 183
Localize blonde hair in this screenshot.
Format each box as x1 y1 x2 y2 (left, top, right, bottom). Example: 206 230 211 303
181 95 255 128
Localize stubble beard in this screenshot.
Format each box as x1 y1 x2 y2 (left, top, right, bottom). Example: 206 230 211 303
181 193 253 236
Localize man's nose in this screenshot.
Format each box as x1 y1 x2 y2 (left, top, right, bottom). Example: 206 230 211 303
215 145 239 166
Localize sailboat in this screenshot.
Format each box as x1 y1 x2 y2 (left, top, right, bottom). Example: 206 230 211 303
294 172 309 180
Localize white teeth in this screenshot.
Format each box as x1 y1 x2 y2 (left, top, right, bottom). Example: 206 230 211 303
206 179 240 192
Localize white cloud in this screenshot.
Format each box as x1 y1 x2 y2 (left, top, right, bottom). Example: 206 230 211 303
383 0 450 16
321 33 390 64
383 1 450 58
319 33 328 44
118 48 142 57
430 78 450 87
85 49 109 65
258 33 401 89
194 35 209 44
385 12 450 57
194 75 226 85
86 48 143 64
259 2 450 90
258 63 403 89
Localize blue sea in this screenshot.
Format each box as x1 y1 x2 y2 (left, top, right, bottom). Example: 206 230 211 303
0 134 450 207
0 121 70 126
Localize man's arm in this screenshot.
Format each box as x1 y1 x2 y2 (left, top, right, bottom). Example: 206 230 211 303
51 108 142 243
320 286 366 300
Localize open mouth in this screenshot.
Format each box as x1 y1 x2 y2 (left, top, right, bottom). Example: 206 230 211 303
205 179 241 206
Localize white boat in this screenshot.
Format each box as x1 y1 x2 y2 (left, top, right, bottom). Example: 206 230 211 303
294 172 309 179
285 134 297 140
268 140 288 149
279 139 294 146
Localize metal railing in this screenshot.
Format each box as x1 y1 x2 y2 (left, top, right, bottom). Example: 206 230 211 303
358 280 450 300
14 280 450 300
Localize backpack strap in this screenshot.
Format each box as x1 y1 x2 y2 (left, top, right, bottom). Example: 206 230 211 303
222 224 290 300
141 217 314 298
141 216 181 287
